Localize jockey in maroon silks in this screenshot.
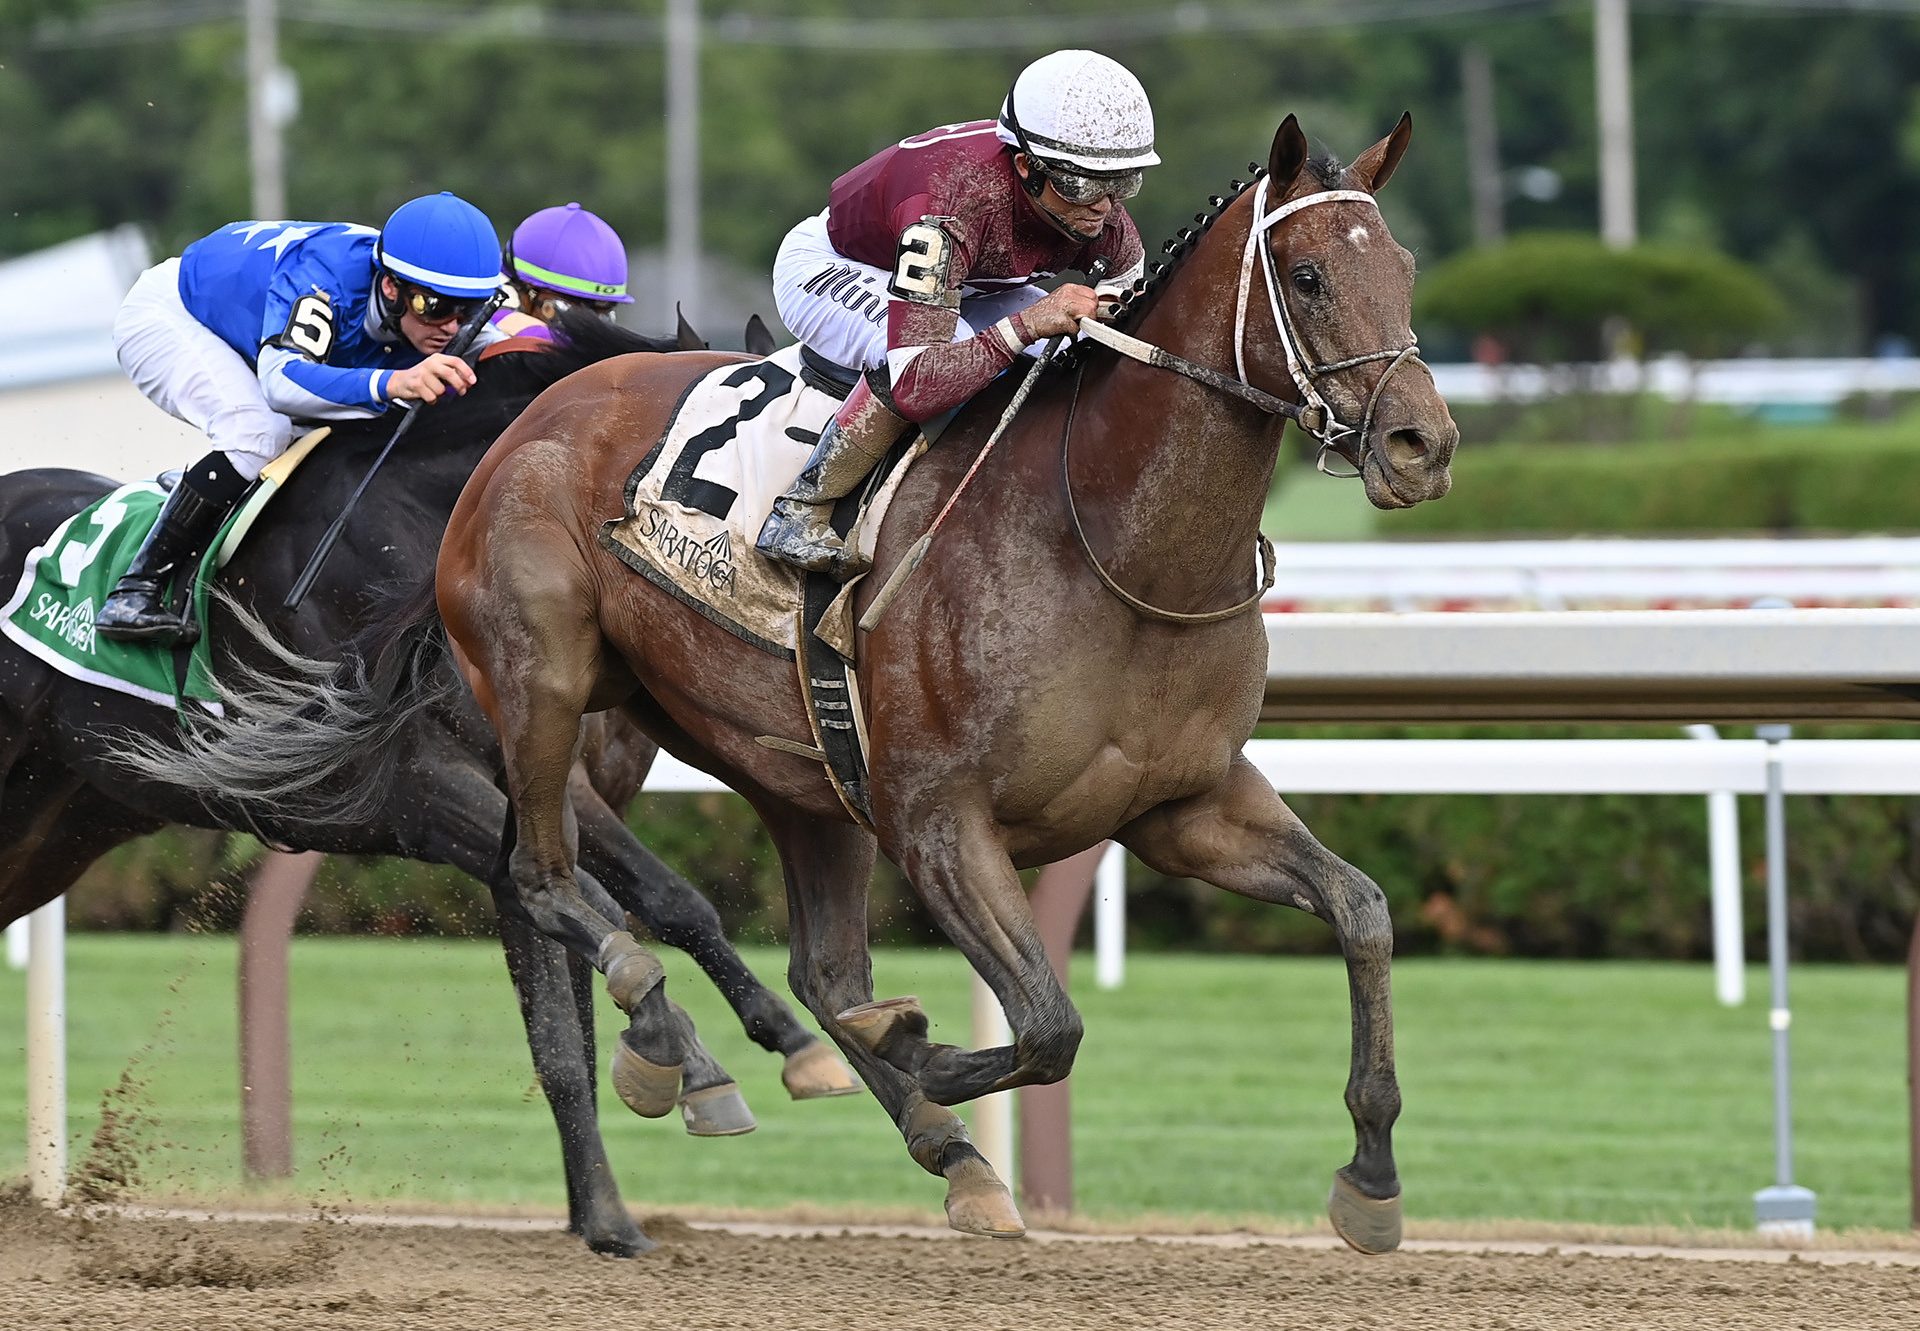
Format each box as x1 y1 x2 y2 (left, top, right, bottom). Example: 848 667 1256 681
758 49 1156 579
490 202 634 342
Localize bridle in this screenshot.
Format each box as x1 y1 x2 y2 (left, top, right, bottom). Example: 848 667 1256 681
1061 172 1424 624
1074 173 1424 478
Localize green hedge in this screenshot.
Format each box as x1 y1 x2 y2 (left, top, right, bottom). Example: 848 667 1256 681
1396 412 1920 536
60 728 1920 964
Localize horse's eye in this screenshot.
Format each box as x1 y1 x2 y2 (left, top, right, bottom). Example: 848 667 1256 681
1291 266 1321 297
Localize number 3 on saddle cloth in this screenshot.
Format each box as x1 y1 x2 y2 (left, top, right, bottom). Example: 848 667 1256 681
0 427 332 713
597 344 950 826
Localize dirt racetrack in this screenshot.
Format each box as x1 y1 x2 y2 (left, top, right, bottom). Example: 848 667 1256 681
5 1200 1920 1331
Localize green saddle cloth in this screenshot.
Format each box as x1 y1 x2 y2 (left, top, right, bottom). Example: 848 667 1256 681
0 481 236 709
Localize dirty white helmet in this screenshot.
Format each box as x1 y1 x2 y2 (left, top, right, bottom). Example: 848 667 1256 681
995 50 1160 175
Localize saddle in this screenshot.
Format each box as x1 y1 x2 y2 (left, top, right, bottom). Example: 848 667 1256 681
598 347 938 824
0 427 330 712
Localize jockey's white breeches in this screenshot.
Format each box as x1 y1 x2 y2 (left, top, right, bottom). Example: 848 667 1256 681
114 258 298 482
771 211 1048 376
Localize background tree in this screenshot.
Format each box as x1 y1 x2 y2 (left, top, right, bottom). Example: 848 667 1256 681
2 2 1916 352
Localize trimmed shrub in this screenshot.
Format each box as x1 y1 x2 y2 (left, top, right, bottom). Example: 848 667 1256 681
1417 233 1783 364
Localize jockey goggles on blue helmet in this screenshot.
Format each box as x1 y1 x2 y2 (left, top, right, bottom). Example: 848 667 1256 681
1002 87 1145 206
374 191 505 329
398 285 487 324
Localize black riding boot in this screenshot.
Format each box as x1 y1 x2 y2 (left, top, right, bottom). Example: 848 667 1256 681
94 466 239 646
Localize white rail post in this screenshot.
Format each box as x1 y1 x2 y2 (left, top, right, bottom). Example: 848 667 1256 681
1686 724 1745 1006
968 971 1014 1188
25 898 66 1204
5 917 27 971
1094 841 1126 990
1753 721 1815 1235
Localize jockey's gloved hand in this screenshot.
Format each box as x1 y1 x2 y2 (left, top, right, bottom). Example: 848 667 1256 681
1020 284 1101 340
388 353 477 406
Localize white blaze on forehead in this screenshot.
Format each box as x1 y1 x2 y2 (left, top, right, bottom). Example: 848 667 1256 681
1346 224 1373 249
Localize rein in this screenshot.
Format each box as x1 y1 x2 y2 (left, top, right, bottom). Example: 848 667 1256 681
1059 361 1277 625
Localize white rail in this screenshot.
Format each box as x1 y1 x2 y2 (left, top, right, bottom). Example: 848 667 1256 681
1261 539 1920 610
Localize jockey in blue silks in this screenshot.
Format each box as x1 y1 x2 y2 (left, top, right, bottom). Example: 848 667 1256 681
99 191 505 645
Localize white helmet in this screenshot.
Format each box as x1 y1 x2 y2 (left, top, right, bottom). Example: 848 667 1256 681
995 50 1160 175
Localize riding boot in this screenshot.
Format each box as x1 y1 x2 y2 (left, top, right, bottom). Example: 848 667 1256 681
755 380 910 579
95 458 242 646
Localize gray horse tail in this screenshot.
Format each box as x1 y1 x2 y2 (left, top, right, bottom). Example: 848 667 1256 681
107 583 462 829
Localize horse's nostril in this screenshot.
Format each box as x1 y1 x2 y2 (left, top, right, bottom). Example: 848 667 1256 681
1383 428 1429 470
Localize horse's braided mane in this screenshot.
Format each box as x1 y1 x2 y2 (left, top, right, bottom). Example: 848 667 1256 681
1060 149 1347 364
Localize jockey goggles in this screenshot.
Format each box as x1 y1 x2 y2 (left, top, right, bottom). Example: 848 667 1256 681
402 284 489 325
1036 160 1144 206
535 291 616 319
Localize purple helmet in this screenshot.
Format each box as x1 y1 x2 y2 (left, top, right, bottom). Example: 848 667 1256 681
508 202 633 304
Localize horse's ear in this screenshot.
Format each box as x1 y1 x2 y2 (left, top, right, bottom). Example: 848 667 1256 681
744 313 776 357
1268 114 1310 195
675 302 708 351
1350 111 1413 194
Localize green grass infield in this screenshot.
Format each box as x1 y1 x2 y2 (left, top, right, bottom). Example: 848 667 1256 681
0 937 1908 1232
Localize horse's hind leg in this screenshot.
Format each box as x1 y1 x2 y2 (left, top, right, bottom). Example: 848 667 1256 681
763 805 1023 1237
495 910 653 1256
443 547 685 1121
1119 755 1403 1255
0 774 157 925
572 779 857 1101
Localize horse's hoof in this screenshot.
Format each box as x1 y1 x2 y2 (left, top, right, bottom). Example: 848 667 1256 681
835 996 927 1056
1328 1170 1402 1255
680 1082 757 1137
611 1033 683 1119
581 1221 657 1258
781 1040 862 1100
943 1152 1026 1239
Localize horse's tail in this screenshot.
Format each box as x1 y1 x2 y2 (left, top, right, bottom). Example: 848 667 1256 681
107 582 462 828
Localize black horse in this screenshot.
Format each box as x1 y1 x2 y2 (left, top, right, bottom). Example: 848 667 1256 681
0 313 852 1256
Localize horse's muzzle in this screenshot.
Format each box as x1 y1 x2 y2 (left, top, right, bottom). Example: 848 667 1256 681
1365 416 1458 508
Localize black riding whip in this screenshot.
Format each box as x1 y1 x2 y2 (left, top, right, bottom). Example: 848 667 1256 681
283 292 502 610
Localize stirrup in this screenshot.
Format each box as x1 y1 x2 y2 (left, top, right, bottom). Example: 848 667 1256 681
756 505 870 580
96 580 199 645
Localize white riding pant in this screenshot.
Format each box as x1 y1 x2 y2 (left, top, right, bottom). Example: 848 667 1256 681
113 258 298 483
771 211 1048 376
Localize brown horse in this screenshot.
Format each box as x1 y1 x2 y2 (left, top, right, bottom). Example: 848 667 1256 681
440 114 1455 1245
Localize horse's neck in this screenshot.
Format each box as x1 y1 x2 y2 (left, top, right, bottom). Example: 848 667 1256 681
242 426 494 634
1064 245 1287 604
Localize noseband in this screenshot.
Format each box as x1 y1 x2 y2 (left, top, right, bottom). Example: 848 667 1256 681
1076 174 1424 478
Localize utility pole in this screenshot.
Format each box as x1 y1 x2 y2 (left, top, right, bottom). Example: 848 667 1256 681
664 0 702 330
1593 0 1636 248
244 0 291 220
1461 45 1504 248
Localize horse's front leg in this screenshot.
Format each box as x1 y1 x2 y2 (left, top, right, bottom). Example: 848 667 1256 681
846 801 1083 1106
763 804 1024 1238
1120 754 1403 1255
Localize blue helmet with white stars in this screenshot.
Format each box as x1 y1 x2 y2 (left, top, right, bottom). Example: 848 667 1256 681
374 192 504 298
